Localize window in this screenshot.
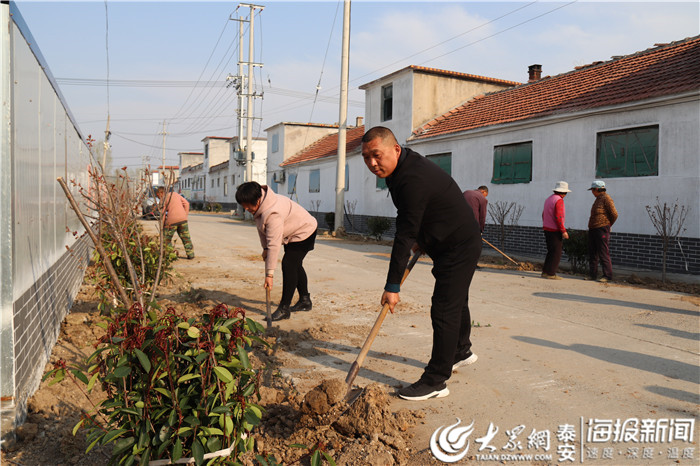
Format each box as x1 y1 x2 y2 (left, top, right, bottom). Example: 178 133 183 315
596 125 658 178
381 84 393 122
376 175 387 190
211 179 214 188
287 173 297 195
309 169 320 193
427 153 452 175
492 142 532 184
217 177 220 187
271 134 279 153
345 163 349 192
223 178 228 196
204 144 209 159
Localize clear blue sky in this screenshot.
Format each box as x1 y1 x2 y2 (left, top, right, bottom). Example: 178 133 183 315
13 1 699 169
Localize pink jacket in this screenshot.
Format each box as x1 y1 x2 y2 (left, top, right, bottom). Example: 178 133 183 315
542 193 566 232
254 186 318 276
161 191 190 226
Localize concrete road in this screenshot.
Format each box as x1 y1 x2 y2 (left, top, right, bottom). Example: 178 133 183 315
176 214 699 465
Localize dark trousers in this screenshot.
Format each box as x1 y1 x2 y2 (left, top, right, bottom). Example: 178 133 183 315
588 226 612 279
280 231 316 305
543 230 563 276
421 234 481 386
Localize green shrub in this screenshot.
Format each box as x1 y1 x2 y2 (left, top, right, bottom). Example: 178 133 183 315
367 216 391 240
44 303 267 465
91 229 177 313
324 212 335 232
563 229 589 274
212 203 222 213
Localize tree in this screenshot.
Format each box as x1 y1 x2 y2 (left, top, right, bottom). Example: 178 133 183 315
645 198 690 282
488 201 524 249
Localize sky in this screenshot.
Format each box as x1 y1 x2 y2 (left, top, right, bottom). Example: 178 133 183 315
12 1 700 169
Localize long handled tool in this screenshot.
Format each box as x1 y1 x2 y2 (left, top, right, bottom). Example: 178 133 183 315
265 288 272 329
482 237 523 269
344 250 422 399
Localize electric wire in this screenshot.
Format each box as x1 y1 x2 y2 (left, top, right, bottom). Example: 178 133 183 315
307 0 341 125
99 2 575 165
169 13 234 121
347 1 538 88
419 1 578 66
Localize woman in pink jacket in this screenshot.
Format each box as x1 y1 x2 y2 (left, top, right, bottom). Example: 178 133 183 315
236 182 318 322
156 187 195 259
541 181 570 279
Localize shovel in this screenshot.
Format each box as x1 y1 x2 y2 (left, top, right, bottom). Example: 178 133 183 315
265 287 272 329
482 237 524 269
344 250 422 402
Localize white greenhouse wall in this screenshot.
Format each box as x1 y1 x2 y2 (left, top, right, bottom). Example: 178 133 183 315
2 2 93 439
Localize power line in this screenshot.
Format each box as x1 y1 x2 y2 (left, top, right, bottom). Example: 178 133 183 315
170 13 235 121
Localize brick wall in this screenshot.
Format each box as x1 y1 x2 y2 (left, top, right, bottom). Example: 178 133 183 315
11 234 92 423
318 212 698 275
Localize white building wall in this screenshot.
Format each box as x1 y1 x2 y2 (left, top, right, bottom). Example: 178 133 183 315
408 96 700 237
363 72 414 144
203 137 231 172
265 123 338 194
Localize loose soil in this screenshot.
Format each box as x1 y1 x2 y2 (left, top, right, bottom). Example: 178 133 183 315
2 227 697 465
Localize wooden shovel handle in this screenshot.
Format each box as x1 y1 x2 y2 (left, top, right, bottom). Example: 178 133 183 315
265 288 272 329
345 250 422 386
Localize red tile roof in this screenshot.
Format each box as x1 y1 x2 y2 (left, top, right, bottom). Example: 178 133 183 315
280 126 365 167
412 36 700 140
359 65 520 89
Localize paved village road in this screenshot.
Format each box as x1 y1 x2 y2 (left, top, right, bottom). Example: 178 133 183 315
173 214 699 465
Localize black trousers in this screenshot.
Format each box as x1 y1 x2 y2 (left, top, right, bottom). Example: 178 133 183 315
280 231 316 305
421 233 482 385
543 230 563 276
588 226 612 279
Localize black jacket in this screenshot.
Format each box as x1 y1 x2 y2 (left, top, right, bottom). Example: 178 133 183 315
385 147 480 291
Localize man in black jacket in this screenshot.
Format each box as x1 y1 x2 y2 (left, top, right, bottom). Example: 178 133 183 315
361 126 482 401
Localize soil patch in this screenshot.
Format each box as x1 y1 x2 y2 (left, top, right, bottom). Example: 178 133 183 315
1 261 424 466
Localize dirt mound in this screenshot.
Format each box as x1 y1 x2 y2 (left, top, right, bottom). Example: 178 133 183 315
242 380 425 465
301 378 346 415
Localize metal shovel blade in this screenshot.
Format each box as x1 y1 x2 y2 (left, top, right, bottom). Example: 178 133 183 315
344 386 364 405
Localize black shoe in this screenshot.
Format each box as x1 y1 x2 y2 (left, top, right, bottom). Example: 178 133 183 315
452 350 478 372
398 379 449 401
290 294 312 312
270 304 291 321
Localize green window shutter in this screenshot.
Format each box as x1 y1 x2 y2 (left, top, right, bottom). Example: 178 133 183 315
427 153 452 175
597 125 658 178
491 146 505 184
492 143 532 184
287 173 297 195
512 144 532 183
309 169 320 193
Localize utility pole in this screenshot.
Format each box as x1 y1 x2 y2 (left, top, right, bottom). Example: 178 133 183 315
230 4 264 184
237 18 245 154
159 121 167 185
102 114 111 173
334 0 351 233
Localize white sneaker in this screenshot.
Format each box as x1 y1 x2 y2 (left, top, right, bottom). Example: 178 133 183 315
452 351 478 371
